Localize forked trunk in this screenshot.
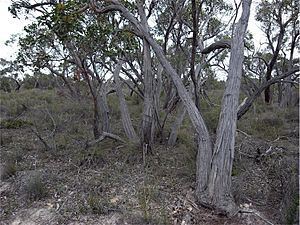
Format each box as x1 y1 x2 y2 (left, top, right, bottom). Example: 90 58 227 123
197 0 251 216
96 0 248 215
168 84 193 146
141 38 154 149
139 4 155 149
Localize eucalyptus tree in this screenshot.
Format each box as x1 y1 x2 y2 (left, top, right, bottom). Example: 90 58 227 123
202 0 300 119
86 0 252 215
153 0 233 144
10 1 115 139
0 58 24 91
255 0 299 104
10 0 287 216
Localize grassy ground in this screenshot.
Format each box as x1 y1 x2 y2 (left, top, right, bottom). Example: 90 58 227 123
0 88 298 225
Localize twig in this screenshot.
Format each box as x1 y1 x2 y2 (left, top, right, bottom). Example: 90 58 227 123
30 127 51 151
238 152 255 158
270 136 289 143
85 132 126 149
44 107 57 151
239 209 275 225
236 129 251 138
44 107 57 138
143 144 147 167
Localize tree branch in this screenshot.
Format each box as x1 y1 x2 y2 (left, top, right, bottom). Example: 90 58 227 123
85 131 126 149
201 40 231 54
237 67 299 119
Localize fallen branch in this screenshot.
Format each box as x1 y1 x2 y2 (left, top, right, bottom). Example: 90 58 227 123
85 132 126 149
239 209 275 225
30 127 51 151
236 129 251 138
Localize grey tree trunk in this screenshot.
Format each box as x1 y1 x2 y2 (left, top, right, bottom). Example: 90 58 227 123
280 27 298 108
92 0 250 215
168 102 186 146
98 89 111 133
138 3 155 149
141 38 154 147
113 60 139 142
280 78 292 107
152 64 163 140
102 0 212 193
168 84 193 146
197 0 251 216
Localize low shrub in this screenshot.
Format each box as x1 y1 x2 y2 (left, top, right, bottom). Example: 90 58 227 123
23 172 46 200
0 162 16 180
250 113 284 139
0 119 32 129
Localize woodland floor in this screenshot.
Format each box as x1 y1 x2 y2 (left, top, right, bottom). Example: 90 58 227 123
0 89 299 225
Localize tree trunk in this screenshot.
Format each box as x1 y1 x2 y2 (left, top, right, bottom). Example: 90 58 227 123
197 0 251 216
98 89 111 133
83 74 102 139
168 84 193 146
168 102 186 146
190 0 200 109
138 3 155 150
113 60 139 142
141 38 154 147
92 0 251 215
264 17 286 103
142 16 214 197
280 25 298 108
93 96 102 139
152 64 163 141
106 0 212 191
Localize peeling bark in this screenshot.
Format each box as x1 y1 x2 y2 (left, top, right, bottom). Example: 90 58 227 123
168 102 186 146
113 60 139 142
138 3 155 149
197 0 252 216
92 0 250 216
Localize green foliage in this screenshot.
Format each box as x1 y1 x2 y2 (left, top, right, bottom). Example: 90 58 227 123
23 172 46 200
231 164 240 177
0 77 15 92
202 104 221 133
0 162 17 181
286 193 299 225
51 1 83 40
87 193 109 214
174 143 197 178
177 127 195 150
0 119 32 129
137 185 156 223
247 113 284 139
108 95 121 121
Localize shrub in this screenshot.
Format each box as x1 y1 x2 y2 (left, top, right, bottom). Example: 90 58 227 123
202 105 221 133
0 119 32 129
137 185 154 223
250 113 284 139
87 193 112 215
23 172 46 200
0 162 16 180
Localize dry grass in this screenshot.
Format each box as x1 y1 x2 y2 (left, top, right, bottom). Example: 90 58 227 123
0 88 298 225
